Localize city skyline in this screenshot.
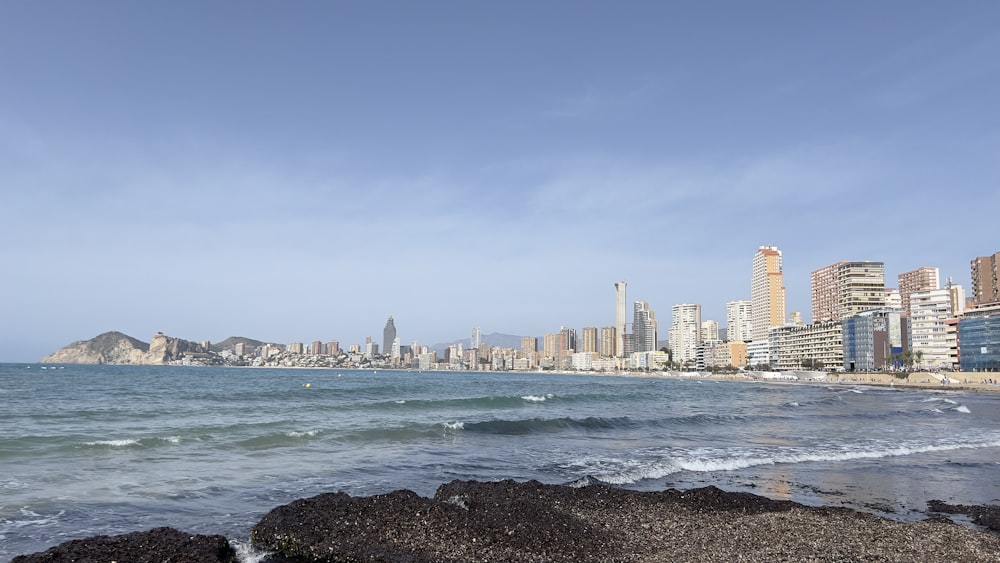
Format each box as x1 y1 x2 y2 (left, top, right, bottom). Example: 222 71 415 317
3 3 1000 362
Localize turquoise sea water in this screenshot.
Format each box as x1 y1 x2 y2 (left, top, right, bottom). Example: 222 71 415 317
2 363 999 560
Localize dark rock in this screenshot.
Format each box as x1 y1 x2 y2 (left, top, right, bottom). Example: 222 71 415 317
11 526 234 562
928 500 1000 532
660 484 799 514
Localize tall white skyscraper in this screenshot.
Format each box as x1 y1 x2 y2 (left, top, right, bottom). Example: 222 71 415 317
615 280 627 357
725 300 752 343
669 303 702 366
751 246 786 342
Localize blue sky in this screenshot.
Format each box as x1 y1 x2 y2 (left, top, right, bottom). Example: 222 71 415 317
3 2 999 362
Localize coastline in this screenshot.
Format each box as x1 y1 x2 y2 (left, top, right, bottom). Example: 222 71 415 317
14 480 1000 562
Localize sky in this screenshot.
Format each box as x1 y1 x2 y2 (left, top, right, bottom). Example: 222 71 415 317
2 1 999 362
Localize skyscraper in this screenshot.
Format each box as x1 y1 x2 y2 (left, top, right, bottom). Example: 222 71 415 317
615 280 627 357
725 300 752 343
633 301 657 353
382 317 396 357
810 261 846 323
971 252 1000 306
751 246 786 342
471 326 481 350
898 267 939 317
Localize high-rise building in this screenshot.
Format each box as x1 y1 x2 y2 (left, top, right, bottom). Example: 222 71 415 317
560 326 577 353
910 288 961 369
971 252 1000 306
471 326 481 350
521 336 537 355
327 341 340 356
810 261 846 323
615 280 627 357
310 340 323 355
382 317 397 357
701 320 719 342
632 301 657 353
669 303 701 366
725 300 752 343
811 260 886 322
600 326 616 357
898 267 940 317
581 327 599 354
751 246 786 341
838 262 886 318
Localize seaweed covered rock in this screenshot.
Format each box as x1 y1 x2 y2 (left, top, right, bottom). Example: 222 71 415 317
11 527 234 563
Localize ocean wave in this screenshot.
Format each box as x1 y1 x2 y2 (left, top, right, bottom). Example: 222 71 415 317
582 438 1000 485
954 405 971 414
442 422 465 431
83 439 141 448
521 394 553 402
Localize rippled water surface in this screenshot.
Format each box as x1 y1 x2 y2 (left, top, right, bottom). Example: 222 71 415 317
2 364 999 560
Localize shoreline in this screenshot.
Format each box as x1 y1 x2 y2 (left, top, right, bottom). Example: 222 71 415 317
14 479 1000 562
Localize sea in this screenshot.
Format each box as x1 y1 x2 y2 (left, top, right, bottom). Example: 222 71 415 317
2 363 1000 561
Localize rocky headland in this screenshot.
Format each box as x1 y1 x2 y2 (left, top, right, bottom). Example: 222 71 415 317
39 331 211 365
13 480 1000 562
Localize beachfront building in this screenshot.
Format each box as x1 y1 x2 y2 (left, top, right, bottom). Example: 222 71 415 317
751 246 786 342
909 288 964 370
630 350 669 370
842 309 905 372
701 340 748 369
769 321 843 372
958 303 1000 371
746 340 771 368
971 251 1000 306
725 300 752 343
898 267 940 318
811 261 886 323
670 303 702 367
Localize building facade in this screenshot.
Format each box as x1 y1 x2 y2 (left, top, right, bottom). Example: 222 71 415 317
615 280 627 357
581 326 599 354
971 252 1000 306
898 267 939 317
382 317 397 357
811 261 887 323
909 288 959 370
769 321 843 372
810 261 845 323
725 300 752 342
959 303 1000 371
669 303 702 366
633 301 658 353
842 309 904 372
600 326 616 358
751 246 786 342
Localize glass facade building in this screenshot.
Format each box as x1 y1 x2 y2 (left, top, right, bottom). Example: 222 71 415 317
958 316 1000 371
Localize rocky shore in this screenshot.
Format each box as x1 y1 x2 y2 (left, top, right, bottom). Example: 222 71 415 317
13 480 1000 562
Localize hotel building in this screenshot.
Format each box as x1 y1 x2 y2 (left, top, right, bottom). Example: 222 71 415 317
898 267 939 317
751 246 786 342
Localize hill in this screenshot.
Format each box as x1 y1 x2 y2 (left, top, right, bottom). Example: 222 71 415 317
40 331 210 365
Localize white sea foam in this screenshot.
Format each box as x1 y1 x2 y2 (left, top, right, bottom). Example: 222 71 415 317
286 430 320 438
590 439 1000 485
942 398 958 405
230 539 275 563
442 422 465 430
954 405 971 414
164 436 181 444
395 400 406 404
85 439 140 447
522 395 549 402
